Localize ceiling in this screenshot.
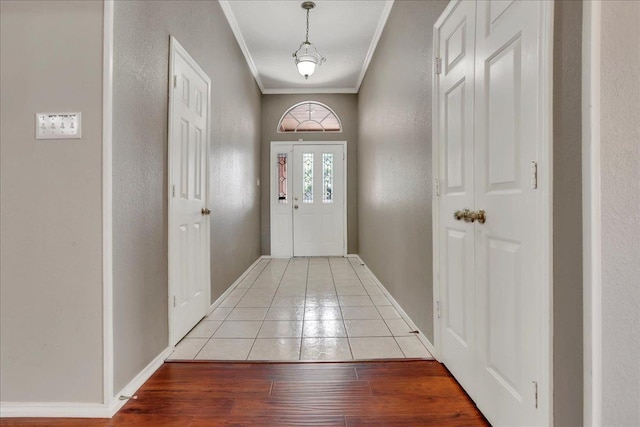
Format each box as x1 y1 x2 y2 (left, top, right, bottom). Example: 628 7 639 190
219 0 394 94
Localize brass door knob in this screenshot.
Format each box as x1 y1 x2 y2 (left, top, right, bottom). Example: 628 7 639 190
475 209 486 224
454 209 473 221
453 209 485 223
454 210 466 221
294 205 299 210
201 208 211 215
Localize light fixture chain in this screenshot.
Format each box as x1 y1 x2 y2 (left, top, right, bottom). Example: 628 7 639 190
305 8 310 43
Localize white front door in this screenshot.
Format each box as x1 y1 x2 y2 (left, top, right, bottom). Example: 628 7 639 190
168 37 211 345
435 1 551 425
292 144 345 256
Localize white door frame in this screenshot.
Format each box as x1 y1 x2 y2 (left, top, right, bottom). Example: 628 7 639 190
582 2 602 425
431 0 554 423
269 140 347 258
167 36 212 345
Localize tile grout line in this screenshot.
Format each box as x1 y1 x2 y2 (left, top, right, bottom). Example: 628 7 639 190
181 257 429 361
298 257 310 360
348 258 406 358
332 257 354 360
247 257 291 360
196 259 274 360
351 258 396 341
351 258 430 358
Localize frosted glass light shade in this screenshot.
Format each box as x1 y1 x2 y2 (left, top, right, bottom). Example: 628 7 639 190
293 41 325 79
297 60 317 78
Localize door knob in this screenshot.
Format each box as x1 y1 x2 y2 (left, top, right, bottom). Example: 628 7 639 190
294 205 299 210
453 209 486 223
454 210 467 221
466 209 487 223
201 208 211 215
454 209 473 221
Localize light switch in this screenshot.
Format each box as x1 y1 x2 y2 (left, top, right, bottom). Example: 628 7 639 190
36 112 81 139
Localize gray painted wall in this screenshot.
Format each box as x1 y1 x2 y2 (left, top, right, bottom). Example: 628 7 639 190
600 1 640 424
0 1 104 402
357 0 447 342
113 0 262 392
261 94 358 255
552 1 583 425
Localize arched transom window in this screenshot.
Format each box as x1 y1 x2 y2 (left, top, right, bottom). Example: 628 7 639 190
277 101 342 133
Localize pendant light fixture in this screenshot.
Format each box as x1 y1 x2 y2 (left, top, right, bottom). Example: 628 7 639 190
292 1 325 79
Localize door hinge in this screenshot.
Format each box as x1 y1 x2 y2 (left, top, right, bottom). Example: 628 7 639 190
436 300 441 318
172 185 176 197
531 161 538 189
434 178 440 196
533 381 538 409
173 75 177 88
173 296 176 307
435 57 442 75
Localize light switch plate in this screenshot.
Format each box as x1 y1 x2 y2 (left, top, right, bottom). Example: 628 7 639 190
36 112 82 139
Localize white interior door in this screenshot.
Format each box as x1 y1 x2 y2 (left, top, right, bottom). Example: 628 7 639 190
168 37 211 345
292 144 345 256
472 1 545 424
435 1 551 425
435 0 478 400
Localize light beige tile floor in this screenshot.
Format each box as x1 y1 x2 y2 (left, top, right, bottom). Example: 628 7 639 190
167 257 433 361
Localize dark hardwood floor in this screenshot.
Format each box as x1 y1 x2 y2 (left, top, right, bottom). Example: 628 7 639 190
1 360 489 426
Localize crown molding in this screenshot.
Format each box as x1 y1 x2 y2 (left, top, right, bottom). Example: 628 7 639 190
354 0 394 92
262 87 358 95
219 0 266 93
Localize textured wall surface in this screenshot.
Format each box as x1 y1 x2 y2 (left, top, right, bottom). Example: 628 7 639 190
113 0 261 392
0 0 104 402
600 1 640 424
260 94 358 255
357 0 447 342
552 1 584 424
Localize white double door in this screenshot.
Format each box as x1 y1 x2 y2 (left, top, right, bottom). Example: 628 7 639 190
436 1 551 425
168 37 211 345
270 143 346 257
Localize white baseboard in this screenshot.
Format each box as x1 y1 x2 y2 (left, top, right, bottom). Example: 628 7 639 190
0 401 112 419
0 346 172 419
208 255 267 313
108 345 173 416
350 255 436 359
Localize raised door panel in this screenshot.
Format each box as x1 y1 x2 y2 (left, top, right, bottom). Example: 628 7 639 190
485 36 521 192
445 228 469 345
486 237 522 397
